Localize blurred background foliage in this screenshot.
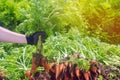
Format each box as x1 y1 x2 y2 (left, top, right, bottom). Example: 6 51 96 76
0 0 120 43
0 0 120 79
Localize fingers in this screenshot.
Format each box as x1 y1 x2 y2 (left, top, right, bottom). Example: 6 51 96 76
26 31 47 45
33 31 47 44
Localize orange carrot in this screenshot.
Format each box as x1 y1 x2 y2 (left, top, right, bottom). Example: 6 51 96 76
30 56 39 78
26 70 31 79
83 71 90 80
75 66 80 78
56 65 60 80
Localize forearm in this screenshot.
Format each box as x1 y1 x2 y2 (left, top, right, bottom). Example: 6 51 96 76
0 26 27 44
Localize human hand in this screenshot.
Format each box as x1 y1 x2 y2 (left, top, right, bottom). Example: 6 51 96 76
26 31 47 45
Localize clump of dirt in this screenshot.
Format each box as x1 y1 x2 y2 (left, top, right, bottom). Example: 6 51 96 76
33 71 51 80
0 69 7 80
101 66 120 80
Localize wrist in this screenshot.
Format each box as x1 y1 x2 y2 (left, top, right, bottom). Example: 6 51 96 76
26 35 34 45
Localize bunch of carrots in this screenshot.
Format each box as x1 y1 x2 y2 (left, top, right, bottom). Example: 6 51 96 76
26 53 102 80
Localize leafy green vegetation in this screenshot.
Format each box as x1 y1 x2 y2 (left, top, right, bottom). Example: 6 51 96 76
44 28 120 68
0 0 120 79
0 44 35 79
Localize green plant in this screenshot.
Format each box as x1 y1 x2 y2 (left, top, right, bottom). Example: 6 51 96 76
0 0 29 31
16 0 87 36
79 0 120 44
0 45 35 79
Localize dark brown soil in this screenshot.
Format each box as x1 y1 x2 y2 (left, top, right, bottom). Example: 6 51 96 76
101 66 120 80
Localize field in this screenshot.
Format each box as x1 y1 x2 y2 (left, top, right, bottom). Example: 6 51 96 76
0 0 120 80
